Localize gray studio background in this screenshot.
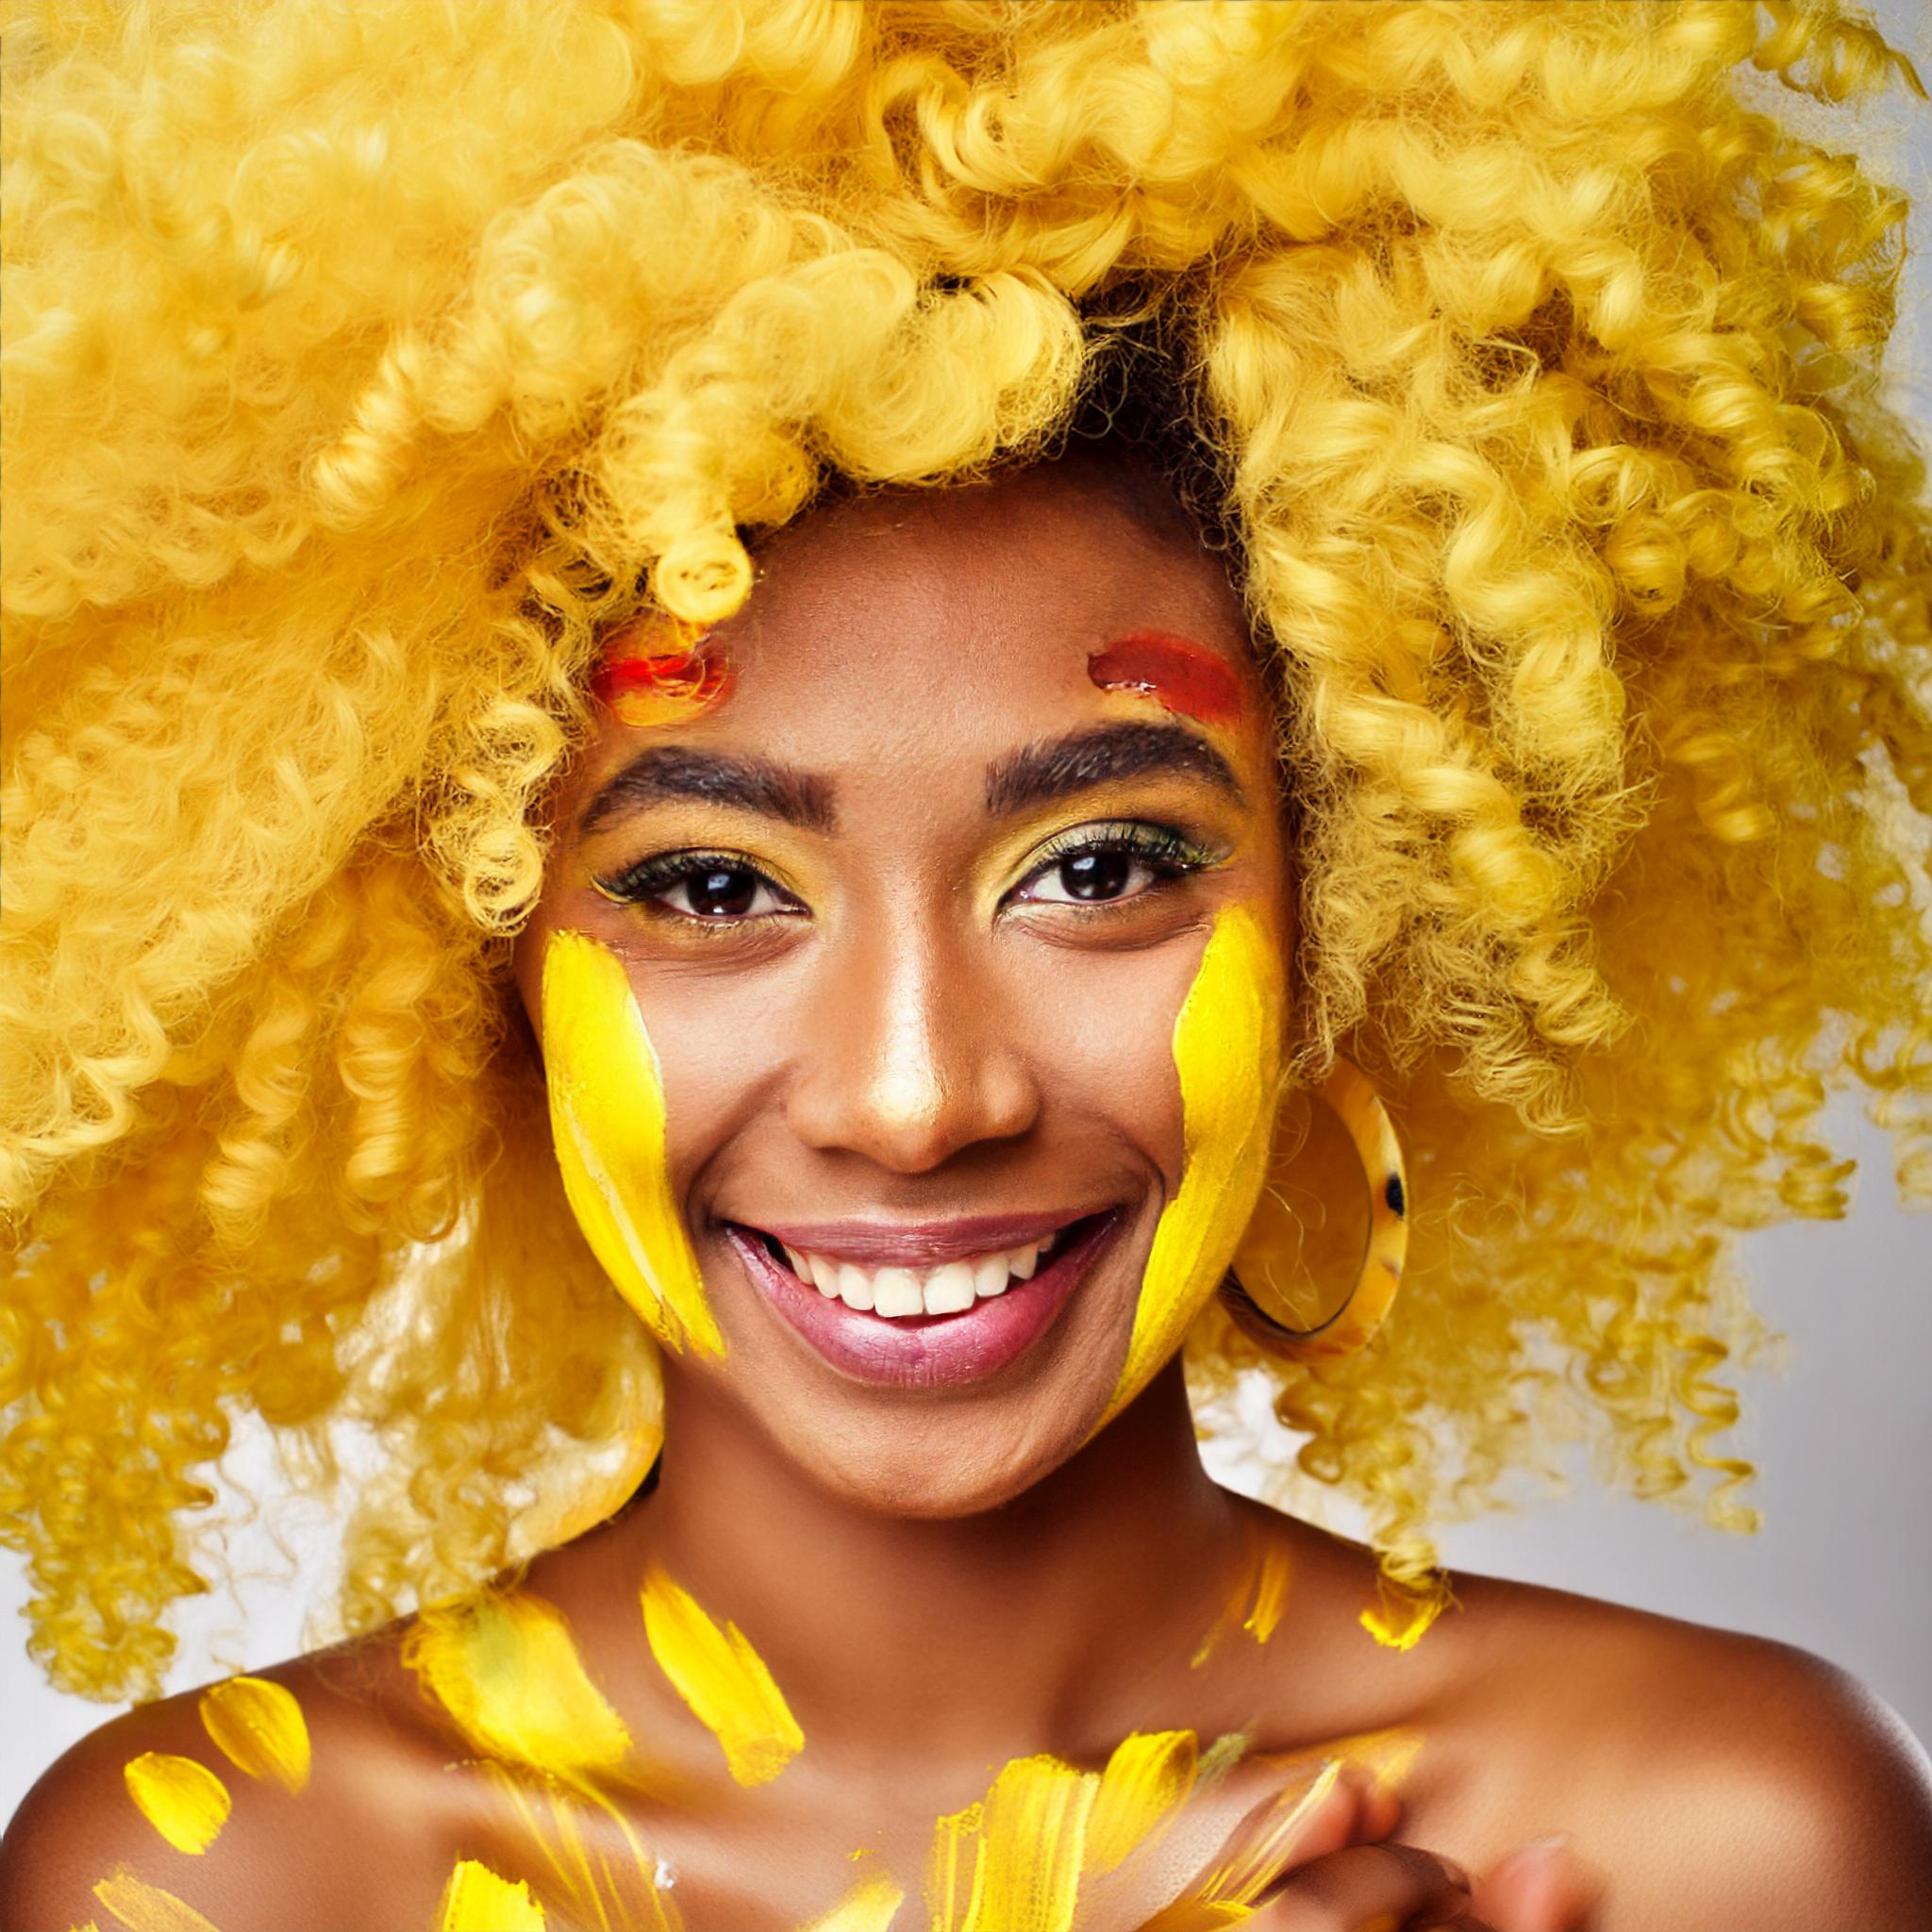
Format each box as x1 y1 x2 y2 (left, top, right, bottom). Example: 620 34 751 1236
5 4 1930 1827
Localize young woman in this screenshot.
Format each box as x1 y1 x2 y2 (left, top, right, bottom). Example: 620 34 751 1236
3 5 1929 1927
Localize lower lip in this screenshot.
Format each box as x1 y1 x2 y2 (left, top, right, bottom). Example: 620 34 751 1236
726 1216 1118 1390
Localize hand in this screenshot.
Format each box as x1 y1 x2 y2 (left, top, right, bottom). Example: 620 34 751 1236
1152 1762 1603 1931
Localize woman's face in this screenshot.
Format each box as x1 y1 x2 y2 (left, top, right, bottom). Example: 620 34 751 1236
512 455 1290 1517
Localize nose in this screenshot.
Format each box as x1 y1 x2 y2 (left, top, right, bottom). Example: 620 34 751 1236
784 920 1040 1173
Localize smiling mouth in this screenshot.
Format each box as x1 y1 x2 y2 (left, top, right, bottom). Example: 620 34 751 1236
741 1217 1099 1323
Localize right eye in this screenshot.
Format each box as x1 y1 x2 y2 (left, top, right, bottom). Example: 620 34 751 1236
593 852 802 924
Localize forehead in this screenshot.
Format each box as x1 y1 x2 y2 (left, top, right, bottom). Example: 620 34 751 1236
703 459 1253 728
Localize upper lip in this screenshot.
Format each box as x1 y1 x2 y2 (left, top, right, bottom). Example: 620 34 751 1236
738 1210 1099 1267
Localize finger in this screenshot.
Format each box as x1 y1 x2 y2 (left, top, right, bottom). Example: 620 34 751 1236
1472 1837 1607 1932
1242 1839 1474 1929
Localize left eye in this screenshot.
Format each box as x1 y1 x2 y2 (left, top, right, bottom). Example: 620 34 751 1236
1017 849 1166 905
653 864 791 920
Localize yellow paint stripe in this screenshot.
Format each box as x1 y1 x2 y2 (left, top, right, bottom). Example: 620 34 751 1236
1086 1729 1198 1877
1096 905 1284 1430
797 1872 906 1932
640 1569 802 1787
406 1590 633 1789
92 1870 225 1932
541 930 724 1357
199 1676 310 1794
123 1753 230 1857
435 1860 548 1932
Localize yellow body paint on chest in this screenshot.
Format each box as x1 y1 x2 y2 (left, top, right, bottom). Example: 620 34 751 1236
541 930 723 1357
1095 905 1284 1433
406 1590 633 1790
798 1872 907 1932
435 1860 548 1932
122 1753 230 1856
926 1732 1203 1931
198 1675 310 1794
91 1871 225 1932
640 1568 803 1786
1086 1729 1199 1877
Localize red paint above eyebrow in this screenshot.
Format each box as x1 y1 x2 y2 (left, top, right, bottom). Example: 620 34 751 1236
1087 630 1245 727
591 624 732 729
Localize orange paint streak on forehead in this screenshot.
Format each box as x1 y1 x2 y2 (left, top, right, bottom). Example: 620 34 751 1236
591 616 732 729
1087 630 1245 728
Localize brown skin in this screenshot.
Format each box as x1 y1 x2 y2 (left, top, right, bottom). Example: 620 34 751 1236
4 458 1930 1931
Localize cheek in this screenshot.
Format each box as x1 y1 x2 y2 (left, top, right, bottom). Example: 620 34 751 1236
540 929 724 1357
1091 903 1285 1434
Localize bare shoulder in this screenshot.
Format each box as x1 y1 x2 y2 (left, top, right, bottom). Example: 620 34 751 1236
0 1624 469 1932
1445 1571 1932 1929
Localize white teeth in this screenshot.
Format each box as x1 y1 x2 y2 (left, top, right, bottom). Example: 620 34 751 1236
774 1229 1074 1320
872 1267 924 1318
922 1261 976 1315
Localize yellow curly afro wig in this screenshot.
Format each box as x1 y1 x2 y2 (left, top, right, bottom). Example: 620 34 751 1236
5 0 1930 1702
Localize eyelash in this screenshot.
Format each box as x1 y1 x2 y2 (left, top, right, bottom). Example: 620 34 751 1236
591 821 1223 924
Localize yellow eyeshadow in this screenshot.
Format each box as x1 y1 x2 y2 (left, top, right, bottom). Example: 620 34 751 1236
639 1568 803 1787
406 1591 633 1790
198 1676 310 1794
541 929 724 1357
1093 902 1284 1432
435 1860 548 1932
122 1753 230 1856
91 1870 226 1932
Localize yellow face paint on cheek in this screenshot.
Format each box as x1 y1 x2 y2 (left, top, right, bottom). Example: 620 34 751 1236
435 1860 548 1932
1095 904 1285 1432
405 1591 633 1790
639 1568 803 1787
541 929 723 1357
122 1753 230 1856
91 1869 227 1932
197 1676 310 1794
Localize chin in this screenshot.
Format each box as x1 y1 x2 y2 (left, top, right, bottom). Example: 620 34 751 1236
786 1414 1080 1522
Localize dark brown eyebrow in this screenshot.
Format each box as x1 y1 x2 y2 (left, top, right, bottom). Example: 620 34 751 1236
984 720 1245 818
578 746 837 837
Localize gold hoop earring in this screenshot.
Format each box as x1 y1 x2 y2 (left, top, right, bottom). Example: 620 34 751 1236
1224 1060 1407 1362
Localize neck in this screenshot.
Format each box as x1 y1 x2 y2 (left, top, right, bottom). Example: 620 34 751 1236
613 1361 1246 1768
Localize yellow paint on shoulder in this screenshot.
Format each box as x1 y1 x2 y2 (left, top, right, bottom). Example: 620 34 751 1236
796 1871 906 1932
926 1754 1099 1932
435 1859 548 1932
1191 1530 1294 1668
198 1676 310 1794
640 1568 803 1786
1094 905 1284 1433
122 1753 230 1857
541 930 724 1357
1085 1729 1198 1877
92 1870 226 1932
406 1590 633 1790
